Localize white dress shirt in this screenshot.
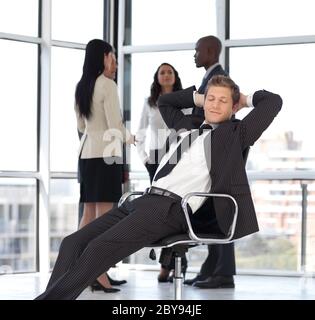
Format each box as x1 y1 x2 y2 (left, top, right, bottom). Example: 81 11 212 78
152 127 213 213
136 99 170 164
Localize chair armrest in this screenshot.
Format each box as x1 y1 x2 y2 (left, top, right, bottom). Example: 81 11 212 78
181 192 238 243
118 191 144 207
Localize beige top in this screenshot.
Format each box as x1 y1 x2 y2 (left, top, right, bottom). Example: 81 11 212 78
75 74 133 159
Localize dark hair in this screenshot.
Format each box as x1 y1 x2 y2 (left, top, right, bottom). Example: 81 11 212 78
75 39 113 119
148 63 183 107
205 75 240 105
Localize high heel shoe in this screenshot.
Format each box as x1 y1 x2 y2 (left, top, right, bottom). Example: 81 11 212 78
158 264 187 283
107 274 127 286
90 280 120 293
157 267 170 283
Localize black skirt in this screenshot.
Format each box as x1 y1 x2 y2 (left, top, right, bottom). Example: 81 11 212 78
79 157 123 203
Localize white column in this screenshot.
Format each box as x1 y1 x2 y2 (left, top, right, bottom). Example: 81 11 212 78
38 0 52 274
216 0 227 67
117 0 125 107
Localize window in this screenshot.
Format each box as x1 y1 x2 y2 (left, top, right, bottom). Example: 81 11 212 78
229 44 315 171
52 0 103 43
18 204 34 232
230 0 315 39
0 178 36 273
18 204 34 231
50 47 85 172
49 179 79 267
125 0 216 45
0 205 5 232
0 0 38 36
0 40 38 171
235 180 302 271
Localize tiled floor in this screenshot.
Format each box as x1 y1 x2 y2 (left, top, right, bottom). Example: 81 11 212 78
0 265 314 300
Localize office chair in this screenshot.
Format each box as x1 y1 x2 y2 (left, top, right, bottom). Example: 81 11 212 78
118 147 250 300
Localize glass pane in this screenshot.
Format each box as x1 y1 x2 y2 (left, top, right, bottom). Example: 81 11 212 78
230 0 315 39
229 44 315 171
0 40 37 171
236 180 303 272
126 51 205 175
51 47 85 172
50 179 79 268
0 0 38 36
0 178 36 274
305 181 315 273
126 0 216 45
52 0 103 43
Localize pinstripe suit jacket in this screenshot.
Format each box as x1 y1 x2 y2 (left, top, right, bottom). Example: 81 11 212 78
158 86 282 239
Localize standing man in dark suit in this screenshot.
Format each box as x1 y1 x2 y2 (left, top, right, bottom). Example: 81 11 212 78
192 35 227 117
35 75 282 299
184 35 236 289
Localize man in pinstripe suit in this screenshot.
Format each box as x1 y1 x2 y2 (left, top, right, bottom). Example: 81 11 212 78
35 75 282 299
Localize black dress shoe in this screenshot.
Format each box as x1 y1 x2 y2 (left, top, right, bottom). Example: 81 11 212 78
193 276 235 289
183 274 207 286
90 280 120 293
107 274 127 286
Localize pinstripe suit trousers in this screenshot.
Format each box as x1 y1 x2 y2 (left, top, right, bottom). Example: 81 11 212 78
35 194 187 300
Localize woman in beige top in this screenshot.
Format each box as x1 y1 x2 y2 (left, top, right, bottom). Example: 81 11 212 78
75 39 134 292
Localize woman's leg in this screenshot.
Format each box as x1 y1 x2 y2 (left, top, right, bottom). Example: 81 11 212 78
78 203 96 229
96 202 113 218
95 202 115 289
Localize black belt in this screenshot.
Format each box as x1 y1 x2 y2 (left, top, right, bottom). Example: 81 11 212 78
144 187 182 202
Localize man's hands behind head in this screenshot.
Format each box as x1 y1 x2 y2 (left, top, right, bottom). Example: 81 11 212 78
233 92 248 113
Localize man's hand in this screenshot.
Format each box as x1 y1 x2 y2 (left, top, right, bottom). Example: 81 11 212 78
194 92 204 108
233 92 248 113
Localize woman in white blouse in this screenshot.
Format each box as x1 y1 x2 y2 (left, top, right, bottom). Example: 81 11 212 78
136 63 187 282
136 63 183 182
75 39 134 292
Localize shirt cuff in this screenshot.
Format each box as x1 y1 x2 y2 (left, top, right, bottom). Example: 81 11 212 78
193 90 204 107
193 90 197 105
246 94 254 108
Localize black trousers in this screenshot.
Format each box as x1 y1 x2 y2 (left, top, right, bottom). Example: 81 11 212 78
35 194 187 300
191 199 236 277
199 243 236 277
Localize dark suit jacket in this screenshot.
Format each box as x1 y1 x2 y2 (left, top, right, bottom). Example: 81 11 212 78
158 86 282 239
193 64 227 116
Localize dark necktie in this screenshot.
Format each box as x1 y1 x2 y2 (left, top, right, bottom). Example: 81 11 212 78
153 124 212 181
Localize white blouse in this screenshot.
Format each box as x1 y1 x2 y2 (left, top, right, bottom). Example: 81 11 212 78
136 99 170 164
